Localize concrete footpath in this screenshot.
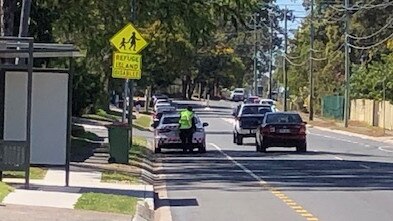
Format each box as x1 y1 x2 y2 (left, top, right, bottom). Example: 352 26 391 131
0 204 132 221
2 168 154 221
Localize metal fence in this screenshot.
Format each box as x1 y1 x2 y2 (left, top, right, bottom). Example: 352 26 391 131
322 95 345 120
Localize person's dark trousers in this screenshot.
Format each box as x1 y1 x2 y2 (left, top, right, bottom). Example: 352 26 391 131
180 128 194 150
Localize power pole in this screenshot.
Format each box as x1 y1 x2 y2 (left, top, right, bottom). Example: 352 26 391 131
269 16 273 99
18 0 31 37
253 14 258 96
283 6 288 111
343 0 350 127
15 0 31 64
129 0 137 146
309 0 315 121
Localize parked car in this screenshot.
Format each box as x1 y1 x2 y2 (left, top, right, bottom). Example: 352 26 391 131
153 113 209 153
233 104 275 145
154 102 172 112
152 106 177 128
230 88 246 102
256 112 307 152
151 94 169 106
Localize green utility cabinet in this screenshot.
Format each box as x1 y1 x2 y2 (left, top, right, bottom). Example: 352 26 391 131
107 124 130 164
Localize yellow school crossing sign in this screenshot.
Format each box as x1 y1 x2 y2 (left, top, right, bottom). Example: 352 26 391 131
110 23 148 54
109 23 148 79
112 52 141 79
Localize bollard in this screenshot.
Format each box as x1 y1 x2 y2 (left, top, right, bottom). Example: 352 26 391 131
205 94 210 110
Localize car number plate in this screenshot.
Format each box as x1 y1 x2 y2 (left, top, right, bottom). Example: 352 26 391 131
279 129 290 133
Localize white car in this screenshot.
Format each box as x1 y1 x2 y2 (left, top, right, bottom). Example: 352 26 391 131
230 88 246 101
154 102 171 112
152 106 177 127
259 99 275 106
153 113 209 153
260 99 279 112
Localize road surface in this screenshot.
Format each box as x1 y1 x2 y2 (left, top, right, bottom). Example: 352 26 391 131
155 99 393 221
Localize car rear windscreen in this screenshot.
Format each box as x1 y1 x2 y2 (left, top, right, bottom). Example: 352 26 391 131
163 117 180 124
266 114 302 124
241 106 272 115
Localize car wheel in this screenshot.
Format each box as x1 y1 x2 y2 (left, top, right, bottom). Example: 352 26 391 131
260 138 268 153
236 134 243 145
198 144 207 153
233 133 237 143
255 137 261 152
154 146 161 153
296 142 307 152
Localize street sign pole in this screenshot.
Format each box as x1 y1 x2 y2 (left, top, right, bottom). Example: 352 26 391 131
129 0 137 148
122 79 128 123
109 1 147 158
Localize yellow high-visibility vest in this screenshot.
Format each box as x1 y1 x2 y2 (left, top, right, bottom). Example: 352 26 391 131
179 110 193 129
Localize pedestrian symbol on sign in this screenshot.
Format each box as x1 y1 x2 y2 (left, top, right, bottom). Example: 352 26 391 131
109 23 148 54
119 38 127 50
129 32 140 51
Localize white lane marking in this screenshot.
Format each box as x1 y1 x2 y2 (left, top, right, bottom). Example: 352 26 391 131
210 143 268 185
221 118 235 124
334 156 344 161
378 146 393 153
312 132 373 148
360 164 371 169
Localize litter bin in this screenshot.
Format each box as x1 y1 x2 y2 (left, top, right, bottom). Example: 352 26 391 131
106 123 130 164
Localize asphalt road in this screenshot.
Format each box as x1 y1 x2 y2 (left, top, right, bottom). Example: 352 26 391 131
155 99 393 221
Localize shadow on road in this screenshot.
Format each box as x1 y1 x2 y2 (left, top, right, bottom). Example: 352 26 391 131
157 149 393 192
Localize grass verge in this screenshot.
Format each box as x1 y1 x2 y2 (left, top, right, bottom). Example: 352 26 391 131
130 136 149 157
0 182 13 202
133 114 152 129
82 109 122 122
101 171 141 184
3 167 47 179
74 192 137 215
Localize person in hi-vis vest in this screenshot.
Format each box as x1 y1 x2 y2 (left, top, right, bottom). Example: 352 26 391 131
179 106 197 150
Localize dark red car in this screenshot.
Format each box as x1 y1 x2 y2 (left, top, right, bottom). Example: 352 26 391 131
256 112 307 152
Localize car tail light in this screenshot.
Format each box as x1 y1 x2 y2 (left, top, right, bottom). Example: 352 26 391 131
299 124 306 134
262 126 275 134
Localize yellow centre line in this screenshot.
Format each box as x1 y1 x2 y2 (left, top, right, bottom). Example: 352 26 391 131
210 143 321 221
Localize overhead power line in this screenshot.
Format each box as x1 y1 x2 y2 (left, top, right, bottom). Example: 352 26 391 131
348 17 393 40
349 31 393 49
330 1 393 11
285 56 308 67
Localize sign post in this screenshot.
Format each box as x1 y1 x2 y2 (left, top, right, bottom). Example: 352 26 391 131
110 21 148 154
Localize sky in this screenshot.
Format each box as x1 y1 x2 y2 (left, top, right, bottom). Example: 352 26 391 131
276 0 308 33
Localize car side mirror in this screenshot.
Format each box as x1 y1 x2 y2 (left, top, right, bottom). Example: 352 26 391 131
152 122 159 128
203 122 209 127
